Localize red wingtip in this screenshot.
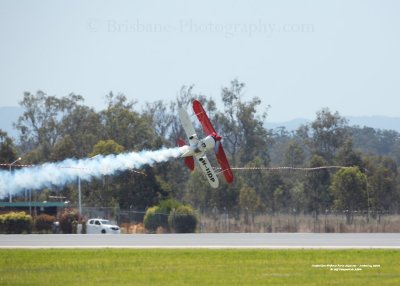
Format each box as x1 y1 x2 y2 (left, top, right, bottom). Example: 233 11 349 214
177 139 186 147
216 143 234 184
177 139 195 171
184 156 195 171
193 100 217 136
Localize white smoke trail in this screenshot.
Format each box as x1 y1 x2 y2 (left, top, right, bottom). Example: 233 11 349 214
0 147 182 199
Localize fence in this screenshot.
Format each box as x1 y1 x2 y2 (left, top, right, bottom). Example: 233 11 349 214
80 207 400 233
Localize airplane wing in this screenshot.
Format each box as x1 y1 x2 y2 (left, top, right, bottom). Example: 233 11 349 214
195 154 219 188
178 107 198 144
178 138 195 171
192 100 216 136
193 99 234 184
215 143 234 183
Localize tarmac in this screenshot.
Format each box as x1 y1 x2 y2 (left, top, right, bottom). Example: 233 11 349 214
1 233 400 249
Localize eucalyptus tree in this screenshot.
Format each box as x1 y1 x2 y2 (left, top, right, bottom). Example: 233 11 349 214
303 155 331 218
14 91 86 160
298 108 349 162
100 92 156 150
0 130 18 164
330 166 368 224
217 79 271 167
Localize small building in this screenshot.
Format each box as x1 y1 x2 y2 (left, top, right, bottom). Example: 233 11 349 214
0 202 68 217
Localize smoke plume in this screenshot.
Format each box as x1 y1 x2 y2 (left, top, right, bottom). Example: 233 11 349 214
0 147 182 199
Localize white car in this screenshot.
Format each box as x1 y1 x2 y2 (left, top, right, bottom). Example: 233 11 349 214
86 219 120 234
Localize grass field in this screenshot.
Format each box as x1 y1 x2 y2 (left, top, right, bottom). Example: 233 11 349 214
0 249 399 285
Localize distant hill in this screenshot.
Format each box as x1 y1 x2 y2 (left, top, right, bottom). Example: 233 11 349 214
267 116 400 133
1 105 400 138
346 116 400 132
266 118 310 132
0 106 23 138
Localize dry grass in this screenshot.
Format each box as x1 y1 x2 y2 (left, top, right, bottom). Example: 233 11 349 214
198 213 400 233
120 223 145 234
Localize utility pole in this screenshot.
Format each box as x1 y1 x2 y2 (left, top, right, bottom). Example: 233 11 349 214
9 157 22 203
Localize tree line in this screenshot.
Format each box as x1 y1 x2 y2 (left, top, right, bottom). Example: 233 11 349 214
1 79 400 218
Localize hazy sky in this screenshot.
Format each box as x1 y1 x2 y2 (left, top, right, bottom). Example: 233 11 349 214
1 0 399 121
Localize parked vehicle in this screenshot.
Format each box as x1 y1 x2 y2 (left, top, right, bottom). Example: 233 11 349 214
86 219 120 234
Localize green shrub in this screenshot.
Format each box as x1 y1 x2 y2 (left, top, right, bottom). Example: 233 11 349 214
0 212 32 234
72 220 78 234
80 218 87 234
157 199 182 230
34 214 56 233
143 200 198 233
168 205 198 233
158 199 182 214
59 209 79 234
143 199 183 232
143 206 164 233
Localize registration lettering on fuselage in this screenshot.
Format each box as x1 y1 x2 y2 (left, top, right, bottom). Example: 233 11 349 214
199 157 216 182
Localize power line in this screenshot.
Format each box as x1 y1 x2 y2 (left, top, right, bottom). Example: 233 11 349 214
215 165 351 174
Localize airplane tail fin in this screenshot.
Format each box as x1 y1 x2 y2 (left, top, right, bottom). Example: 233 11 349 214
177 139 195 171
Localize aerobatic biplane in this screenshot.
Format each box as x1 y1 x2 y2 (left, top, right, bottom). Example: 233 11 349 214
178 100 234 188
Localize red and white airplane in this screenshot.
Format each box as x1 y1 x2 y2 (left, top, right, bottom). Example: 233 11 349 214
178 100 234 188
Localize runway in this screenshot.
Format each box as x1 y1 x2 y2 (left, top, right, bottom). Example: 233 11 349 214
1 233 400 249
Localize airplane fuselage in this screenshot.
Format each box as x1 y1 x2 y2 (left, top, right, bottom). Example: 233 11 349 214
179 135 215 158
178 102 230 189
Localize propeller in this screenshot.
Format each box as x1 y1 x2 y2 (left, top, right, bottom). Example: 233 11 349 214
211 132 222 154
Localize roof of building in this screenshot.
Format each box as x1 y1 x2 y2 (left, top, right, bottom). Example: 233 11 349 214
0 202 68 207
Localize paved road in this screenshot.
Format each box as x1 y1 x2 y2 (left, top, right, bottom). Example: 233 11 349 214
1 233 400 249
